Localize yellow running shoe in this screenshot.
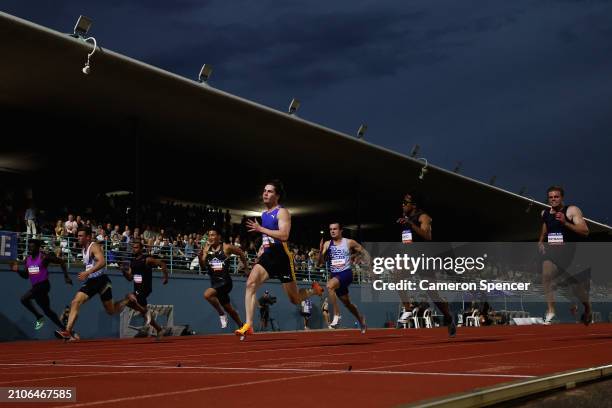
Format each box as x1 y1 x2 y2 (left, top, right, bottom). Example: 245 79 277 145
234 323 253 341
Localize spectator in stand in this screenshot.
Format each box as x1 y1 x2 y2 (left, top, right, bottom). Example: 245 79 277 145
122 225 131 240
110 225 120 241
24 203 37 236
133 227 141 241
96 227 105 242
234 235 242 248
143 225 154 243
105 223 112 236
64 215 78 238
76 215 84 228
54 220 64 240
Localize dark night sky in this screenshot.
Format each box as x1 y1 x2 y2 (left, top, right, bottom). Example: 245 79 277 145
3 0 611 224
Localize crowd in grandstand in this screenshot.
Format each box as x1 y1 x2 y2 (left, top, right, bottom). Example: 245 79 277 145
1 191 322 273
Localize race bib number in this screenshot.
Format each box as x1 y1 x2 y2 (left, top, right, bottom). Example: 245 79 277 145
28 265 40 275
402 230 413 244
262 235 275 248
133 274 143 284
331 258 345 268
211 259 224 271
547 233 564 244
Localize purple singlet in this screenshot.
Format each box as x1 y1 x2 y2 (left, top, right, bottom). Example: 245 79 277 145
25 253 48 286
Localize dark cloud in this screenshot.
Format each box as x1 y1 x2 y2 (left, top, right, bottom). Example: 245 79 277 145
2 0 612 223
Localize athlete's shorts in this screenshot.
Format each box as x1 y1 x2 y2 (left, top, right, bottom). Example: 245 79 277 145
80 275 113 302
26 280 51 300
331 269 353 297
258 245 295 283
211 281 233 306
133 287 152 307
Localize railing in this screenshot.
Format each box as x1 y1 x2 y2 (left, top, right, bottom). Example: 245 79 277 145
14 233 360 283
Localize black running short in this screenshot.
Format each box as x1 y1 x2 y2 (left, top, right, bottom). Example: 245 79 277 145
79 275 113 302
211 281 233 306
258 245 295 283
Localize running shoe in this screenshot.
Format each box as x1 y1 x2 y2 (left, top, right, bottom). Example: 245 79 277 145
311 281 324 296
234 323 254 341
330 315 342 329
55 329 72 340
359 316 367 335
544 312 556 325
34 318 44 330
220 314 228 329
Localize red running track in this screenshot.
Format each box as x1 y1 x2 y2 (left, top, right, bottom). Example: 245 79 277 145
0 324 611 407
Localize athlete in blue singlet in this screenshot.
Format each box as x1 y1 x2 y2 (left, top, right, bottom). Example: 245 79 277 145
318 222 368 334
234 180 324 339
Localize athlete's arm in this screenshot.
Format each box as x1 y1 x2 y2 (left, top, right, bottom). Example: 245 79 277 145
227 244 249 274
198 243 212 269
44 252 73 285
248 208 291 242
10 261 28 279
349 239 371 265
411 214 432 241
121 263 133 281
563 206 590 237
147 257 169 285
317 240 330 267
78 243 106 281
538 219 547 253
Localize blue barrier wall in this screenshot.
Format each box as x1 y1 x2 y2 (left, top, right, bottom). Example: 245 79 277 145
1 266 610 341
0 266 399 341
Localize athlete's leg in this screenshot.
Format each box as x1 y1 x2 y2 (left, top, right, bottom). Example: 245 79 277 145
222 302 243 327
338 293 365 325
326 277 341 317
282 281 319 305
244 265 268 326
66 291 89 333
542 260 557 315
204 288 224 315
33 290 65 329
20 289 43 320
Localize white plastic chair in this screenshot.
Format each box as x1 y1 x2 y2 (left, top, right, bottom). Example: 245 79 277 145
423 308 433 328
410 307 420 328
397 308 412 329
466 309 480 327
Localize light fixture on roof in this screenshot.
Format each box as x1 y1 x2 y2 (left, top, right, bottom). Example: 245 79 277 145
410 144 420 158
71 15 97 75
73 15 93 37
81 36 97 75
489 175 497 185
288 98 300 115
453 161 462 173
198 64 213 84
518 186 527 196
417 158 428 180
357 124 367 139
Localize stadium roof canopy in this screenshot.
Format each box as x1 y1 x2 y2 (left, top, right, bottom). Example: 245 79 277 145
1 11 610 241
